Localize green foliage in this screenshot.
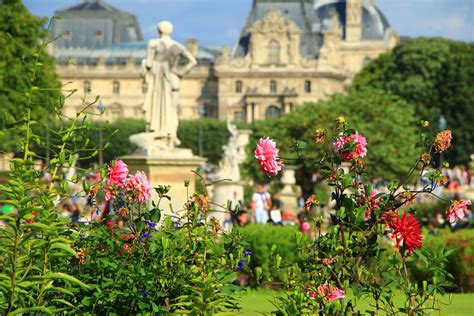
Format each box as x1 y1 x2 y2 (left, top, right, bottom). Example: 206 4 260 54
411 229 474 293
103 118 145 161
178 118 230 164
55 183 244 314
0 19 102 313
238 225 302 286
0 0 60 153
410 199 451 220
353 37 474 165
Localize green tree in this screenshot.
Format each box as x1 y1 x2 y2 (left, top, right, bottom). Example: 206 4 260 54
244 88 419 195
178 118 230 164
352 38 474 165
0 0 60 153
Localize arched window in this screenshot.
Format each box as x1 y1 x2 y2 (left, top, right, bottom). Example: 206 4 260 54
268 40 280 64
84 80 91 94
235 80 243 93
270 80 277 94
266 105 281 119
113 81 120 95
304 80 311 93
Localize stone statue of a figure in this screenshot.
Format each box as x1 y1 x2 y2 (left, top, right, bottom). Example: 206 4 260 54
216 119 244 181
142 21 197 147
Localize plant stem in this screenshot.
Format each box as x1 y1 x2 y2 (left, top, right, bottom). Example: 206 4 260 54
7 218 21 314
401 254 416 315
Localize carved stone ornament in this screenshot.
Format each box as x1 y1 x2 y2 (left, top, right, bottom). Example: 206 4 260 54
250 11 300 35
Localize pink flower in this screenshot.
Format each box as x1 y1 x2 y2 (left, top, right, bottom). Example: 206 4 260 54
301 221 311 232
446 199 471 223
309 284 345 302
104 188 116 201
125 171 153 203
255 137 284 176
322 257 336 265
106 160 128 187
333 133 367 161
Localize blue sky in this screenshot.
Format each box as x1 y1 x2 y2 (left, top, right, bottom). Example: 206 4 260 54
24 0 474 46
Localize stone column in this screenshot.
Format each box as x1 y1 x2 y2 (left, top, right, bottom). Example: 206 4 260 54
253 103 260 121
280 166 298 215
246 103 253 123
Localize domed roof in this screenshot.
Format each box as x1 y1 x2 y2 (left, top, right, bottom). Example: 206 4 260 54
51 0 143 49
312 0 391 40
232 0 393 58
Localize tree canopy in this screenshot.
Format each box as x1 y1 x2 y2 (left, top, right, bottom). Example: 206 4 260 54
0 0 60 153
352 37 474 165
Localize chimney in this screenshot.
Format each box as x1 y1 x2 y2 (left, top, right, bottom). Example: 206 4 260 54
186 38 198 57
345 0 362 41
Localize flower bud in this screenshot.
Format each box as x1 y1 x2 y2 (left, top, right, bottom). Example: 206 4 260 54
314 128 327 144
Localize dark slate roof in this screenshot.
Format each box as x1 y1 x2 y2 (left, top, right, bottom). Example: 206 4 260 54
51 0 143 49
54 41 223 66
312 0 391 40
233 0 393 58
58 0 120 12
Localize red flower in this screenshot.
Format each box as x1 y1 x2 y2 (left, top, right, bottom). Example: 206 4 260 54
392 213 423 254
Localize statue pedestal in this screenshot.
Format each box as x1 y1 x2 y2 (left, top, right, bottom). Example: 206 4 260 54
280 166 298 215
212 181 245 224
121 152 206 213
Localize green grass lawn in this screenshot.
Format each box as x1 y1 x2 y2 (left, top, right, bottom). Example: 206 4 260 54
236 289 474 315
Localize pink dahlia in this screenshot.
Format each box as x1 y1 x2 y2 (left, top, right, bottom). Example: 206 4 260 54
255 137 284 176
392 212 423 254
309 284 345 302
434 130 452 153
446 199 471 223
125 171 153 203
333 133 367 161
106 160 128 187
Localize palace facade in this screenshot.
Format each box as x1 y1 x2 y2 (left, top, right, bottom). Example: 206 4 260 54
52 0 398 122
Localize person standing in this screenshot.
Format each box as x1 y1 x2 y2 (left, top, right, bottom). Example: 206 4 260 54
251 184 271 224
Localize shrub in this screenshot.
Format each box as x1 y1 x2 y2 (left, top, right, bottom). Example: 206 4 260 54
237 225 303 286
410 229 474 293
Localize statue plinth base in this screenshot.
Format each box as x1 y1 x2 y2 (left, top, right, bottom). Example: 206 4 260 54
280 166 299 215
212 180 245 224
121 148 206 214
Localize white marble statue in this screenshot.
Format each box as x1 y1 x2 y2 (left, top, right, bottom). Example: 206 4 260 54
216 119 250 181
141 21 197 147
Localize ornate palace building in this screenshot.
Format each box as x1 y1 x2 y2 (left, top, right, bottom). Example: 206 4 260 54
52 0 398 122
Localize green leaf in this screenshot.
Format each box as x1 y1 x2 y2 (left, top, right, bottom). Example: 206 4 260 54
10 306 53 315
82 179 91 194
49 243 78 257
47 272 90 290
